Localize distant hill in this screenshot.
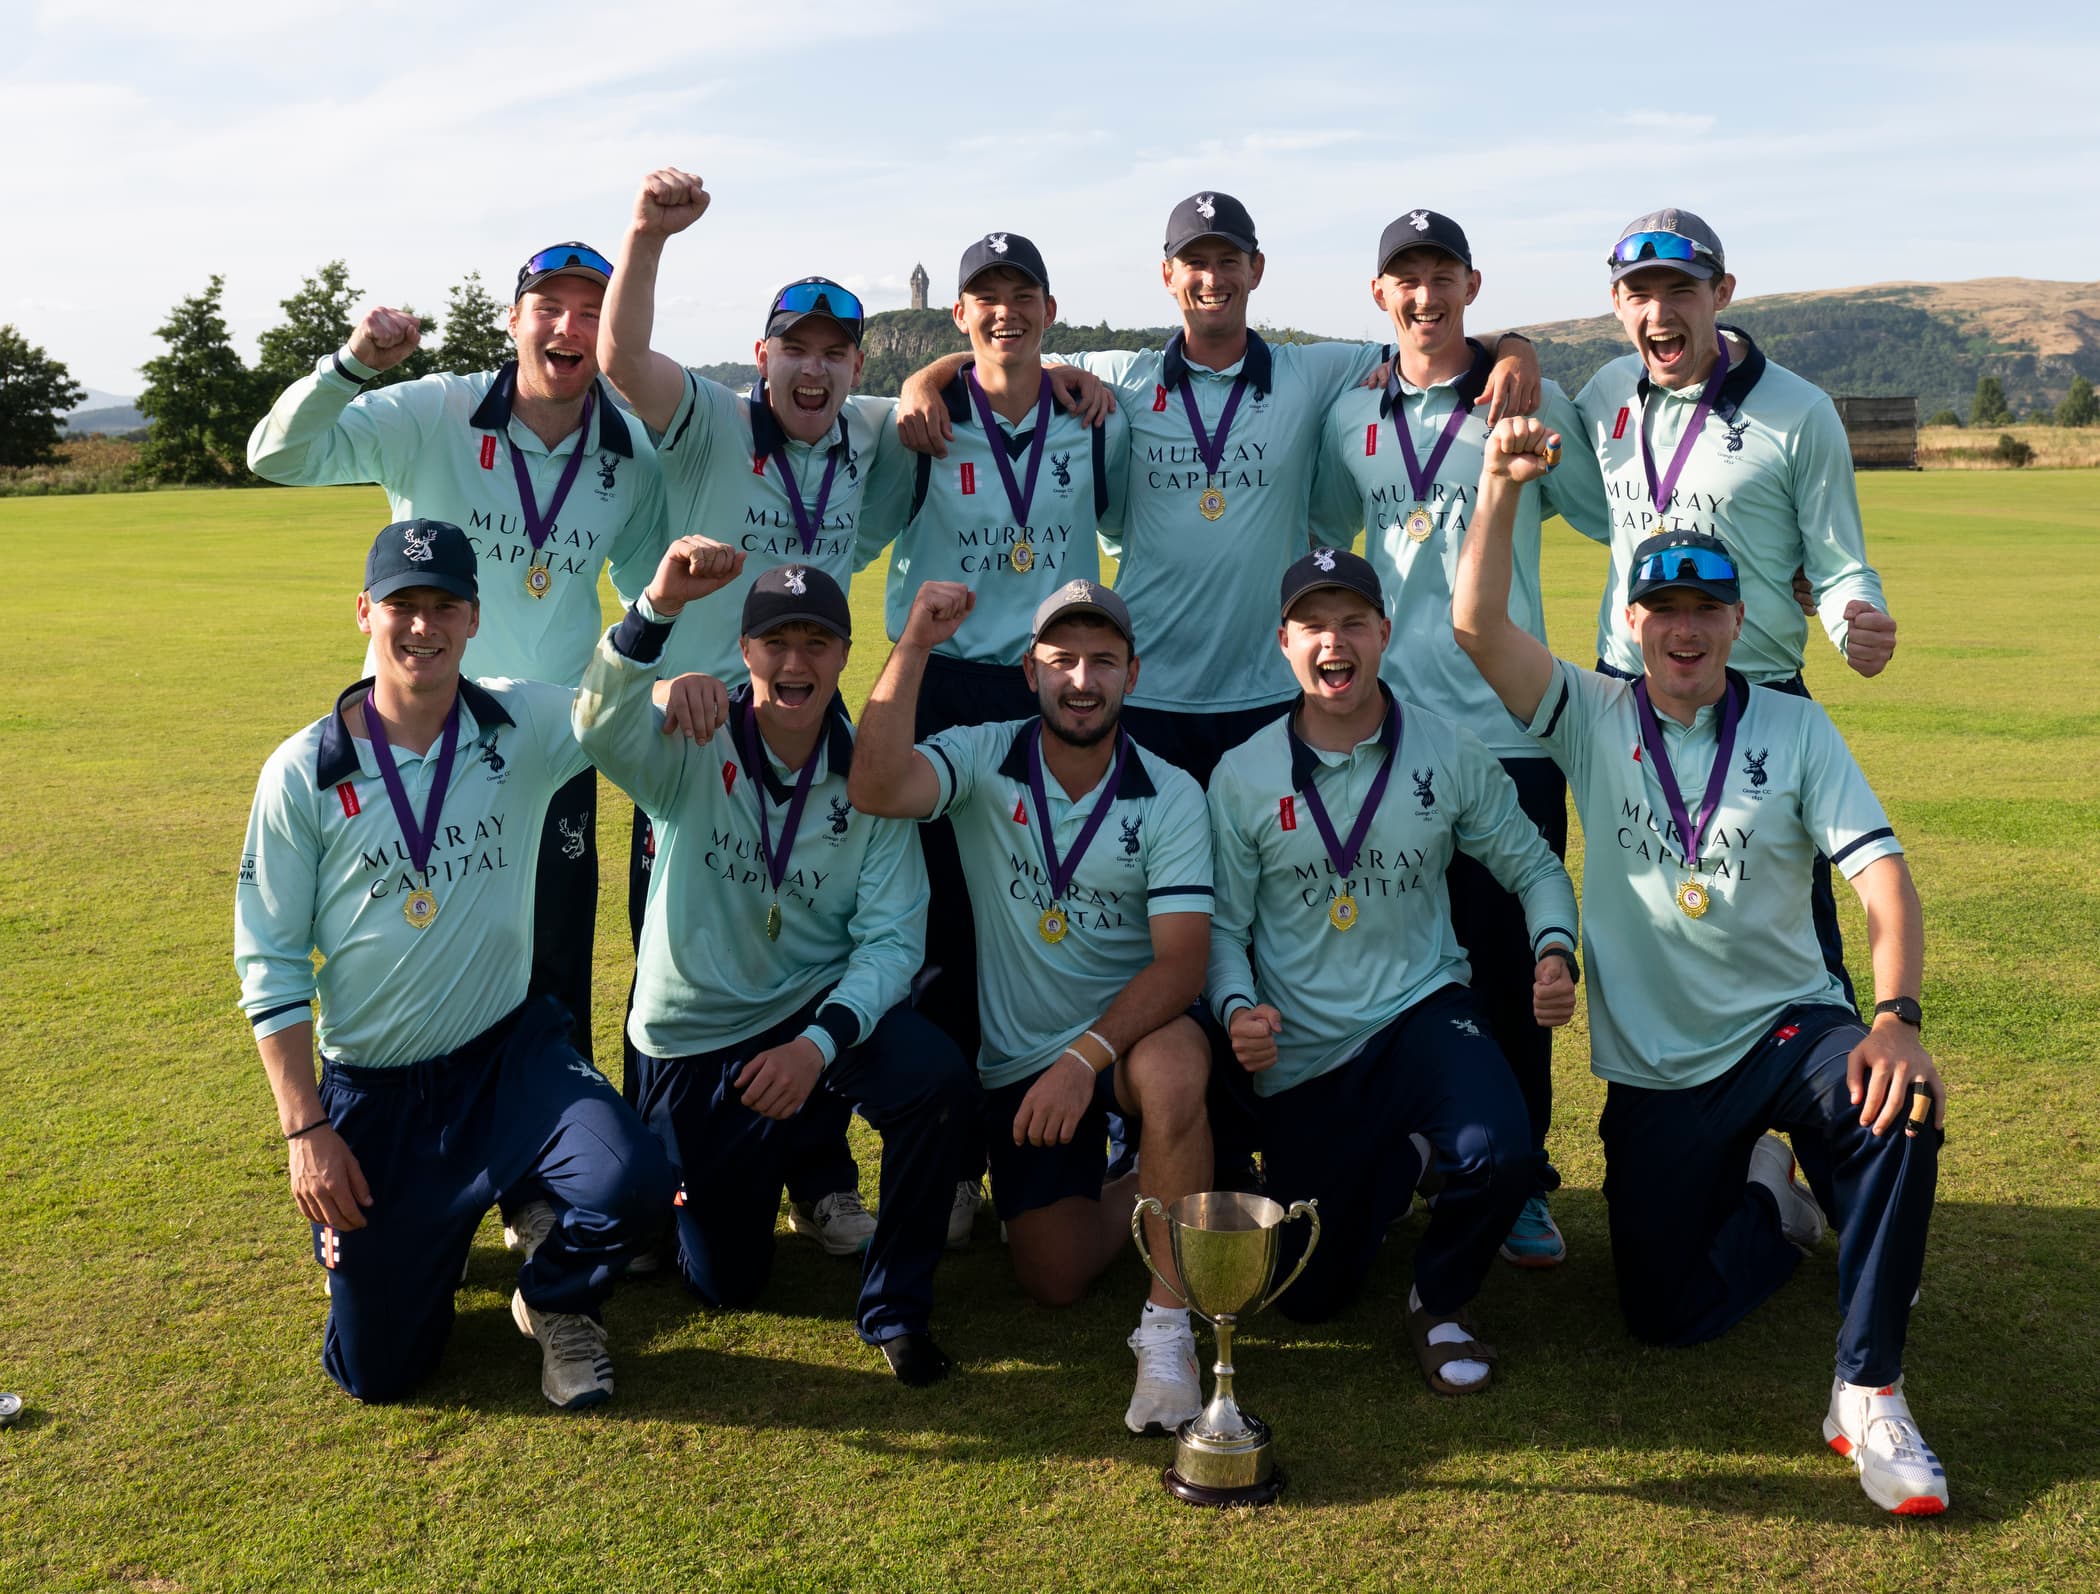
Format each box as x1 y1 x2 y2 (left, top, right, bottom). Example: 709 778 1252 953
1517 278 2100 421
65 404 146 436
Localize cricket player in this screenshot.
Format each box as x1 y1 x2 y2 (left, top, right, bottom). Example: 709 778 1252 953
897 191 1540 784
235 520 676 1410
1308 208 1612 1268
248 243 669 1060
574 550 972 1386
1575 208 1900 1005
1205 547 1578 1392
1456 419 1949 1515
848 578 1217 1435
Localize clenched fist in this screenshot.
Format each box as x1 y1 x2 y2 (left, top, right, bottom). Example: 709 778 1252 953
633 167 710 238
346 307 423 373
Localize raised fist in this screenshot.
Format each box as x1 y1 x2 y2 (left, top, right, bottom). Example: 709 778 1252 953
634 167 711 237
647 535 745 614
1484 416 1561 484
346 307 423 373
902 581 977 651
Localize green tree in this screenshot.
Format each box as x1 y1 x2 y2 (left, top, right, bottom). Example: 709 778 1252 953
134 275 256 485
2057 374 2098 428
1925 409 1961 427
0 325 88 467
255 260 359 391
1993 432 2033 468
434 272 513 375
1970 375 2014 428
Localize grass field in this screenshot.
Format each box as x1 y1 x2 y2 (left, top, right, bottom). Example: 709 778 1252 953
2 474 2097 1592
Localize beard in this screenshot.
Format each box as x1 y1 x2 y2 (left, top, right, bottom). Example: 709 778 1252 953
1038 690 1122 749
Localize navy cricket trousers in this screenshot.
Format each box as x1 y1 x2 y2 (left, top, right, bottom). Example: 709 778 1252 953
1598 1003 1939 1386
312 995 675 1403
1211 984 1540 1323
632 999 974 1345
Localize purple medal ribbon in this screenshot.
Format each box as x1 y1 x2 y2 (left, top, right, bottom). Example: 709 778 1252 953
507 388 597 552
1177 370 1250 481
1632 676 1741 871
965 369 1054 526
1296 700 1401 881
1391 391 1471 502
761 382 847 555
740 703 822 897
1637 343 1729 517
364 693 464 875
1025 724 1127 902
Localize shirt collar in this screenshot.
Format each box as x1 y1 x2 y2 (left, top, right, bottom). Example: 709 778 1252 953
467 362 636 457
1286 681 1400 791
746 378 846 461
315 677 513 789
994 720 1159 800
1635 324 1766 426
728 681 855 801
1162 329 1273 397
1379 338 1494 419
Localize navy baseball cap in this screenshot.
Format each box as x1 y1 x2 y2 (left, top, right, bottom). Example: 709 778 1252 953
1609 209 1726 284
1627 531 1741 605
764 277 866 346
365 519 477 602
742 563 851 641
515 241 612 302
958 233 1050 296
1165 191 1258 258
1377 209 1473 272
1030 578 1135 650
1281 547 1383 618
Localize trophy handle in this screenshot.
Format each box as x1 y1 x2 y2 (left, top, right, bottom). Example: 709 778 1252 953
1254 1199 1321 1314
1129 1196 1189 1309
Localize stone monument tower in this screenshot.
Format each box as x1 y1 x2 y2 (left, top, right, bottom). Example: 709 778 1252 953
909 262 929 311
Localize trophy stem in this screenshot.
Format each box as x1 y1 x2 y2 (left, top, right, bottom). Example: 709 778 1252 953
1192 1313 1253 1442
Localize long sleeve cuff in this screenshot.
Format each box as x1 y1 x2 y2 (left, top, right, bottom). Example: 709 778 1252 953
801 1002 864 1069
609 597 676 664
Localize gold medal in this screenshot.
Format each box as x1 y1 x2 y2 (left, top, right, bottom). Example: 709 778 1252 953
524 562 552 599
1009 540 1036 573
1403 504 1435 543
1328 894 1359 932
1038 908 1069 944
1197 485 1226 521
402 887 438 930
765 901 783 941
1675 879 1711 919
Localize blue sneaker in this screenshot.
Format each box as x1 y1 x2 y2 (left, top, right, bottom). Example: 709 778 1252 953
1498 1195 1566 1269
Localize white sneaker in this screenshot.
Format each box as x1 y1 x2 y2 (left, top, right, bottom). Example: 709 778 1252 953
503 1199 557 1261
1823 1375 1949 1515
1124 1318 1202 1436
509 1288 614 1411
947 1179 985 1250
787 1191 876 1257
1747 1134 1826 1253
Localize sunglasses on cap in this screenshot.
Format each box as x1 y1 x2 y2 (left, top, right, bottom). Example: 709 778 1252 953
1608 231 1720 268
1633 546 1738 586
515 244 614 297
769 280 866 327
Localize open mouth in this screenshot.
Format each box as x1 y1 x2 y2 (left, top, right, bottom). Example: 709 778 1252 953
1059 693 1103 717
775 681 815 708
402 643 443 659
1644 328 1689 372
1315 659 1358 692
790 382 830 413
1190 291 1234 313
545 348 586 375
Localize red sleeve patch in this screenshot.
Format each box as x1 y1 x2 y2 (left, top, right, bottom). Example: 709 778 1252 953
337 782 361 817
1279 795 1296 831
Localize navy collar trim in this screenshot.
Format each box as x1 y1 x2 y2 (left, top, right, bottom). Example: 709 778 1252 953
1286 682 1400 791
1162 329 1273 397
728 682 855 800
938 363 1045 459
1635 324 1766 426
745 378 847 461
994 720 1159 799
467 362 635 457
1380 338 1494 419
316 677 513 790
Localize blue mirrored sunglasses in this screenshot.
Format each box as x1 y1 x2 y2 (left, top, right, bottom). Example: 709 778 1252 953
1609 230 1718 268
519 244 613 285
770 279 865 325
1635 546 1738 585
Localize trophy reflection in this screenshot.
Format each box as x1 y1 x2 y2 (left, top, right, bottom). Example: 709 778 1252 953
1131 1191 1320 1506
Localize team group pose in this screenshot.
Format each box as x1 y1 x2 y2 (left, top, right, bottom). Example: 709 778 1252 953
234 168 1950 1516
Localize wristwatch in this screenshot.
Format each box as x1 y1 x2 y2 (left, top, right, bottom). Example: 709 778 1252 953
1872 996 1923 1029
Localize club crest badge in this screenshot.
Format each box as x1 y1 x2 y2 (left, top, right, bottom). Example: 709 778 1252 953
986 233 1009 255
1119 816 1142 856
785 566 808 595
828 797 851 837
1313 548 1337 572
1743 748 1769 788
1408 210 1430 231
1051 452 1071 488
597 453 618 490
402 526 435 562
1412 768 1436 809
1196 195 1216 221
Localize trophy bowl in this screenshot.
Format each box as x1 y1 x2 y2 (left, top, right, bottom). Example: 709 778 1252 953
1132 1191 1319 1507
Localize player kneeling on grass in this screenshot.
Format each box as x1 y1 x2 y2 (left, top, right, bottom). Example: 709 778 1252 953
849 578 1218 1435
1204 548 1578 1394
1455 418 1950 1515
235 520 675 1412
574 543 974 1386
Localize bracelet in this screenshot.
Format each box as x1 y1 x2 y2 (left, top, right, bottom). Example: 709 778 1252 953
1082 1028 1118 1066
285 1117 330 1141
1059 1046 1109 1076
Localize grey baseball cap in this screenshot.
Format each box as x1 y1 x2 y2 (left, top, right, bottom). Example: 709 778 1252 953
1608 208 1726 283
1030 579 1134 650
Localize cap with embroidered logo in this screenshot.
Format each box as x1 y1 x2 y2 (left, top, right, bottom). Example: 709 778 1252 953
1029 578 1134 650
1165 191 1258 258
1377 209 1473 273
741 562 851 641
957 233 1050 296
1280 546 1383 619
365 519 478 603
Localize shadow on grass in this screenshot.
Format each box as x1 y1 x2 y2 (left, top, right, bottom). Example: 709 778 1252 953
378 1190 2100 1526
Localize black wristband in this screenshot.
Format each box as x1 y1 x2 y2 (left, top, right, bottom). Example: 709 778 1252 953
1494 330 1534 348
1541 946 1580 985
285 1116 331 1141
1873 996 1922 1029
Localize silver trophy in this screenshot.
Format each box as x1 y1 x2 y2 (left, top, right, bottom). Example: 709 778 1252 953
1131 1191 1320 1506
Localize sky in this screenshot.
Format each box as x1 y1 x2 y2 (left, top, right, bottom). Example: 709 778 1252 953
5 0 2096 398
